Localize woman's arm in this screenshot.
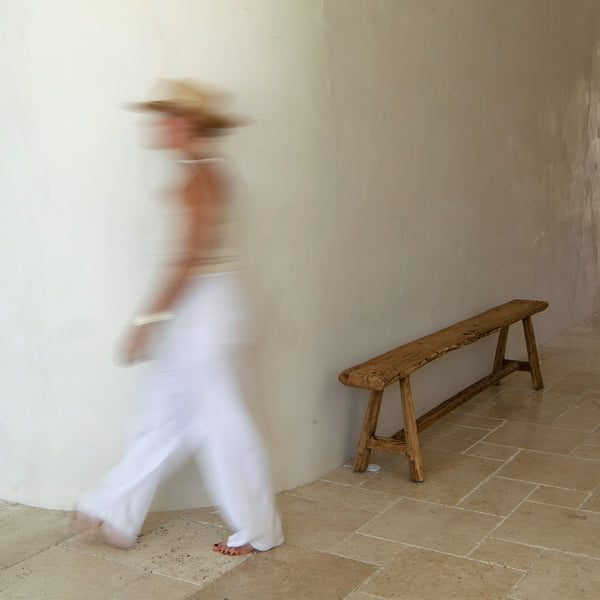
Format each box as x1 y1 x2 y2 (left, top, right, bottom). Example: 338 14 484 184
120 166 219 363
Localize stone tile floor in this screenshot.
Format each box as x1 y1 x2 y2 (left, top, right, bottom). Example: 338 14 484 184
3 313 600 599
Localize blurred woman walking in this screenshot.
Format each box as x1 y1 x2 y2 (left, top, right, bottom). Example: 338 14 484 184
72 80 283 556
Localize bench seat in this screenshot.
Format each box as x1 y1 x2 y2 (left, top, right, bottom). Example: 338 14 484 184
339 299 548 391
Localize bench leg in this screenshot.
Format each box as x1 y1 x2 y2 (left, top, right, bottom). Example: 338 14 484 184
400 377 424 482
522 316 544 389
353 390 383 472
492 326 509 385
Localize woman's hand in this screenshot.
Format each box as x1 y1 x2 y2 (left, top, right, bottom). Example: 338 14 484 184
118 324 155 365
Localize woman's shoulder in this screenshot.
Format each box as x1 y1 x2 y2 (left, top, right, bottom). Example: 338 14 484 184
182 159 230 207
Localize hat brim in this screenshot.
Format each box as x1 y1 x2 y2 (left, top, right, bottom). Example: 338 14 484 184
126 100 246 129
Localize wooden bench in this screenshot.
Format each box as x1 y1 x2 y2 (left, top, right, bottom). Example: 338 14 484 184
338 299 548 482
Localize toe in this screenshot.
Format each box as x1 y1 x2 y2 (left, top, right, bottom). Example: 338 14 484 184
214 541 233 555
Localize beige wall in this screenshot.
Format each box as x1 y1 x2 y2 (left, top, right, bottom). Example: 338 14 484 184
2 0 600 509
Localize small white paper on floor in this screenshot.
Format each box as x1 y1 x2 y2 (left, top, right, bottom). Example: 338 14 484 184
366 464 381 472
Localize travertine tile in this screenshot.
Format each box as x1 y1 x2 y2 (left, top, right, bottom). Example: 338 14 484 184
471 389 570 425
470 538 542 571
458 386 504 406
186 545 375 600
320 465 378 487
458 476 535 516
329 533 405 566
360 546 521 600
551 406 600 432
361 448 500 505
418 422 490 453
575 391 600 410
0 546 141 600
498 370 548 390
139 510 187 535
276 494 374 551
582 490 600 512
440 412 504 429
484 421 584 454
452 393 494 415
140 510 179 535
497 450 600 490
547 371 600 398
0 502 71 568
571 445 600 460
286 480 398 513
512 551 600 600
466 442 520 461
63 518 242 585
169 506 225 528
111 572 200 600
528 485 588 509
493 502 600 558
359 498 500 555
475 386 504 402
343 594 377 600
583 428 600 446
536 357 580 381
453 396 494 415
545 365 581 386
563 359 600 374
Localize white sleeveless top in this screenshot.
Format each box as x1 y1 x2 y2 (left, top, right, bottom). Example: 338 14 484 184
181 157 243 275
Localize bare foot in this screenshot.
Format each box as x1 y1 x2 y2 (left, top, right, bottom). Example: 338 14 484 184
213 541 254 556
69 512 101 536
70 512 131 549
93 523 132 550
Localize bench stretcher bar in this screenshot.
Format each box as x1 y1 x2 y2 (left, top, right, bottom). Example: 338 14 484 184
390 360 520 444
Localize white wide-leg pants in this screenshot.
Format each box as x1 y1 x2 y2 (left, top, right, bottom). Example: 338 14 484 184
75 272 283 551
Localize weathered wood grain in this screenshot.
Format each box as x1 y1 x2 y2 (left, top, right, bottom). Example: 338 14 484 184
400 377 424 482
493 326 509 374
523 316 544 389
353 390 383 472
367 436 407 454
514 360 531 371
339 299 548 391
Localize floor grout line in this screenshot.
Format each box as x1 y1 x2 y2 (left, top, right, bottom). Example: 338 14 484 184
345 592 387 600
343 533 527 571
179 515 228 528
47 543 157 574
313 475 399 493
578 479 600 510
452 448 524 508
457 420 508 454
464 479 540 560
464 444 600 460
279 490 401 515
504 548 547 600
483 539 600 562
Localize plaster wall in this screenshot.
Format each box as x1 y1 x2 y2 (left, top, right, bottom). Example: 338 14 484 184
1 0 600 510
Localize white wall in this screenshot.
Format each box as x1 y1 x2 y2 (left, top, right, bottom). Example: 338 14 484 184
2 0 600 510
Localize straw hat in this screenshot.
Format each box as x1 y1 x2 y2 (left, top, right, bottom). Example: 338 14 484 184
129 79 245 130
